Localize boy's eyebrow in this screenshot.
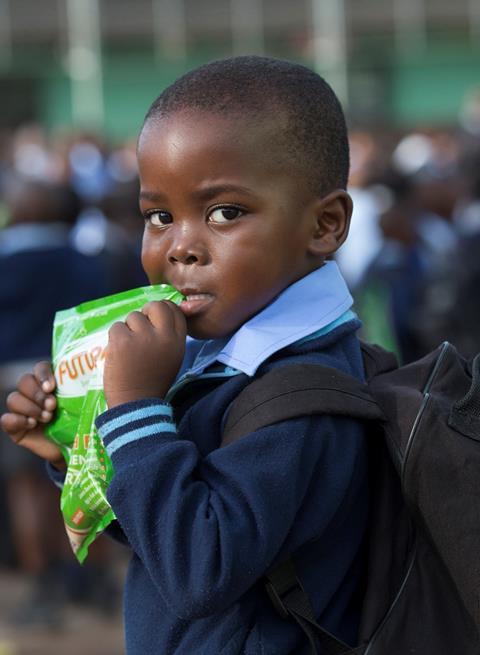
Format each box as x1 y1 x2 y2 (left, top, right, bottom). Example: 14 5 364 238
191 184 257 201
139 190 167 202
139 184 256 203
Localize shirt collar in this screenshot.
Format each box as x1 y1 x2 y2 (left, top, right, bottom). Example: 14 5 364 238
181 261 353 378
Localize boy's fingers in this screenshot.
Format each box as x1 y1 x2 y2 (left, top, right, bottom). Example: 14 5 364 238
142 300 178 330
158 300 187 336
16 373 52 408
171 302 187 336
125 311 149 331
5 391 49 421
0 412 36 441
108 321 130 341
33 361 56 393
43 395 56 412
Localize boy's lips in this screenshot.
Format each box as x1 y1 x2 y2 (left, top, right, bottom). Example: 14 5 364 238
179 291 215 317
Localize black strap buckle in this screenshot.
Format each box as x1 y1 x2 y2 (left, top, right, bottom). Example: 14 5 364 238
264 560 305 619
265 579 292 618
264 559 352 655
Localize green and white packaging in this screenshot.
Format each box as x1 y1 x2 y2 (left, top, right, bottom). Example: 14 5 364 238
45 284 184 563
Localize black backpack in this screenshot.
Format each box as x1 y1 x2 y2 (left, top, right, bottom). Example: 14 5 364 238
221 341 480 654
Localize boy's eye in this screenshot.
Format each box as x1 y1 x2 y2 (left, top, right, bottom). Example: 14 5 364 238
145 210 172 227
208 206 245 224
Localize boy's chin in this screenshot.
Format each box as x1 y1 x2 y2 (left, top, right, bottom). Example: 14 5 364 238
186 318 235 342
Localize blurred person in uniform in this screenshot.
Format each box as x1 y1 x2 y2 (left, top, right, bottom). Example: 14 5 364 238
335 129 386 290
98 178 148 291
415 146 480 358
66 133 148 291
0 175 111 361
354 170 422 362
0 175 118 626
355 131 462 364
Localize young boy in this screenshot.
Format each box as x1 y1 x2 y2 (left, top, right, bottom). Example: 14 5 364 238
1 56 368 654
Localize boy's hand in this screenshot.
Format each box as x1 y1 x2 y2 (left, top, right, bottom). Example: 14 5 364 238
0 362 65 470
104 300 187 409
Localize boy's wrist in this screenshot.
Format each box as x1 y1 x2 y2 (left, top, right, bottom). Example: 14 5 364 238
105 390 166 410
50 457 67 472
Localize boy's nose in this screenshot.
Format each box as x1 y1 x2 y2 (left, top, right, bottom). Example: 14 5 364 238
167 229 209 266
168 250 200 265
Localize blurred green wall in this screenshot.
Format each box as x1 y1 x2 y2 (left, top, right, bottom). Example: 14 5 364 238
40 49 203 140
392 41 480 125
2 39 480 138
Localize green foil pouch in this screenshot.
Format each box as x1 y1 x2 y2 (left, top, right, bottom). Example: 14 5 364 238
45 284 184 563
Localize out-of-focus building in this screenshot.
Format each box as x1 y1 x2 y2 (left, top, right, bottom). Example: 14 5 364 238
0 0 479 138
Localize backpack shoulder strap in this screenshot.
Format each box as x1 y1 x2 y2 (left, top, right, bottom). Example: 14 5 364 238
222 362 383 447
221 362 378 654
360 341 399 380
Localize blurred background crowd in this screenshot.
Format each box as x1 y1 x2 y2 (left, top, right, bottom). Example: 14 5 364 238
0 1 480 653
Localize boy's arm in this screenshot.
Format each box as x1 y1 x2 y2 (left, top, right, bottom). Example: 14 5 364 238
96 399 367 621
99 300 367 619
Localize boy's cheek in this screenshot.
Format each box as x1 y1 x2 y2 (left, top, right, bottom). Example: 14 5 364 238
141 243 167 283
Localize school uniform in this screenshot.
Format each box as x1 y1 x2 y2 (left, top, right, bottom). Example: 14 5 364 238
92 261 369 654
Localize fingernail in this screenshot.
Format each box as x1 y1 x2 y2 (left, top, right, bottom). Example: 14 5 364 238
44 397 56 410
41 411 51 421
27 417 37 427
42 381 51 392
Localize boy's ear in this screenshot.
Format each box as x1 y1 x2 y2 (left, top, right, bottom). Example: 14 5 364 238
307 189 353 258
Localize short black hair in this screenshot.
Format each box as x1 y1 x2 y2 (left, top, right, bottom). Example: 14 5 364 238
143 56 349 196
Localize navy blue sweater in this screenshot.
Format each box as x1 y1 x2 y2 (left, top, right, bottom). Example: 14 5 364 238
95 319 368 655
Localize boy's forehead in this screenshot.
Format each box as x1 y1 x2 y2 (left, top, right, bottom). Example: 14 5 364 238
137 109 294 181
139 109 285 155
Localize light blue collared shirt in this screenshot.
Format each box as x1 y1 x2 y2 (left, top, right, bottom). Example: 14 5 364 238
167 261 355 400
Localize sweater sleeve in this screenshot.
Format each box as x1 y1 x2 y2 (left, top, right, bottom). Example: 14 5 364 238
95 396 366 620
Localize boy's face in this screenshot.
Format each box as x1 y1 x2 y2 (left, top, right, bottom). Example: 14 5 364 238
137 110 323 340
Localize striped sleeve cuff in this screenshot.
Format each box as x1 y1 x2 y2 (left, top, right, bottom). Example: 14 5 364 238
95 398 176 458
46 462 66 489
